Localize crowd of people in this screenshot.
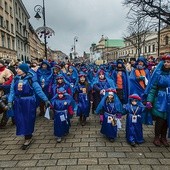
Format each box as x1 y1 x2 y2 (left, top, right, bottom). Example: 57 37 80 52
0 54 170 150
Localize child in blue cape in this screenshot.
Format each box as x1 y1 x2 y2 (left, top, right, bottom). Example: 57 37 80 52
124 94 145 147
50 87 75 143
74 72 92 126
95 89 123 142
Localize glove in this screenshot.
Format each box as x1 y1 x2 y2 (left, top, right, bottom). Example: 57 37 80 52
100 89 105 95
139 76 145 80
1 95 7 101
146 102 153 109
45 100 51 108
116 113 122 119
7 102 13 110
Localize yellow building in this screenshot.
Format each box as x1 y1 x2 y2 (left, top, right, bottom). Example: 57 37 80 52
14 0 30 62
29 23 45 61
0 0 17 60
160 26 170 55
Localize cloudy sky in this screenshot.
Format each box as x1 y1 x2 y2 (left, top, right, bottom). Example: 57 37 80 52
22 0 129 56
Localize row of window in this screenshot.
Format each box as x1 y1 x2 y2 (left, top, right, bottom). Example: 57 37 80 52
0 0 13 17
0 16 14 33
119 44 156 56
1 31 15 50
15 2 27 24
16 19 28 38
17 40 29 53
1 31 29 54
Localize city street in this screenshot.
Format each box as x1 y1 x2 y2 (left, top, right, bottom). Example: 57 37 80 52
0 112 170 170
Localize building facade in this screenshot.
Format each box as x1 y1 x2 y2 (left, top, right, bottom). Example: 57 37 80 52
14 0 30 62
0 0 17 60
29 23 45 61
160 26 170 55
118 31 158 61
91 35 125 63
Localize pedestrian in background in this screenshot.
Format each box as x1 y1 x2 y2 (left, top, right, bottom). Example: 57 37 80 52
37 60 52 116
0 59 14 128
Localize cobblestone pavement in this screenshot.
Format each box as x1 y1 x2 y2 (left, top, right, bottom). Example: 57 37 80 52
0 112 170 170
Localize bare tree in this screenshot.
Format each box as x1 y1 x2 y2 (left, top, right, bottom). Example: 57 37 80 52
123 13 157 57
123 0 170 25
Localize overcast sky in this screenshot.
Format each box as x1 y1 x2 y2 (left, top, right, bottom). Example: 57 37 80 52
22 0 129 56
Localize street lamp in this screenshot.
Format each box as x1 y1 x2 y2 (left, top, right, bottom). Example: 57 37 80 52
34 0 54 60
157 0 162 58
105 36 109 63
90 43 96 62
72 36 78 59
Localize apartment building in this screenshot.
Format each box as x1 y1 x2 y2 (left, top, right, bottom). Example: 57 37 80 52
118 31 158 61
14 0 30 62
29 23 45 60
0 0 16 60
160 26 170 55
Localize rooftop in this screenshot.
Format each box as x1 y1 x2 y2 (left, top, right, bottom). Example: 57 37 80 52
105 39 125 48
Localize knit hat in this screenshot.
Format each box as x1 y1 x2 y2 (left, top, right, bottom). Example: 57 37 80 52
18 63 29 73
0 59 5 65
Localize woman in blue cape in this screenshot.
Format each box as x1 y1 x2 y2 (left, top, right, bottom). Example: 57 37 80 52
129 56 150 100
95 89 123 142
50 87 75 143
129 56 152 126
64 65 78 94
74 72 92 126
36 60 53 116
111 59 129 104
145 54 170 147
8 63 50 150
124 94 145 147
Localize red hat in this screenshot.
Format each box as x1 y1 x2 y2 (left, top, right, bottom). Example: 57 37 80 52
129 94 141 101
162 54 170 60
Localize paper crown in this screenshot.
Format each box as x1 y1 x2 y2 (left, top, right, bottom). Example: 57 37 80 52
54 64 61 69
57 87 66 94
78 71 87 77
162 54 170 60
106 89 117 93
98 69 105 75
129 94 141 100
56 74 64 79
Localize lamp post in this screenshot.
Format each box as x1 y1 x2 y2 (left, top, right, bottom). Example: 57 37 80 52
157 0 162 58
34 0 54 60
105 36 108 63
72 36 78 59
90 43 96 62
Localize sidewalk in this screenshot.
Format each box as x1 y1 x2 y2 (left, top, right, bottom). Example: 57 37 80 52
0 113 170 170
